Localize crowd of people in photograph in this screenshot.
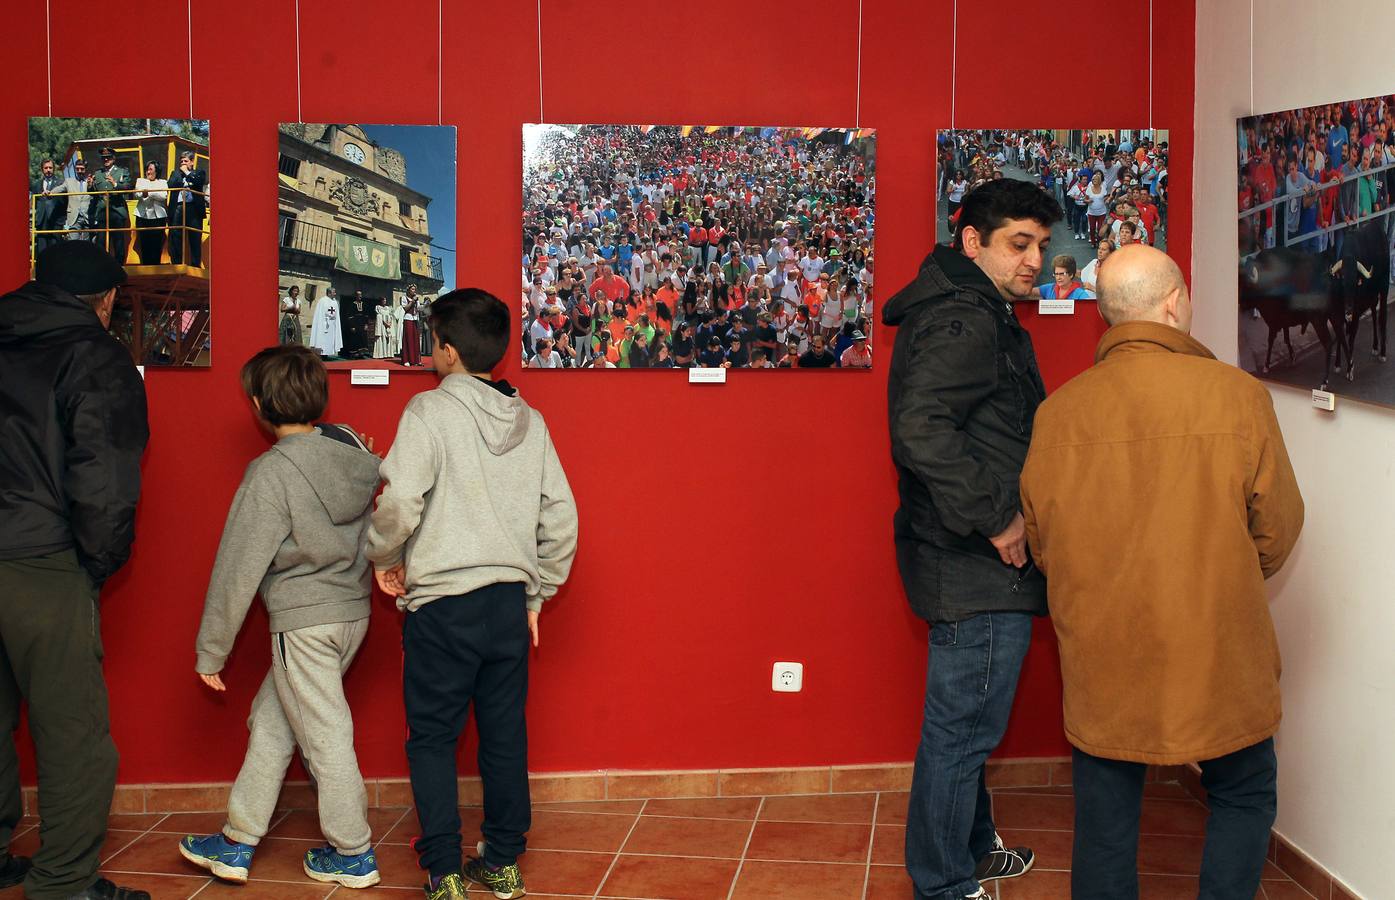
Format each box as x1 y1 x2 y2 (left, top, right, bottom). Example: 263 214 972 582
938 129 1167 248
520 125 876 369
1238 96 1395 256
31 147 208 267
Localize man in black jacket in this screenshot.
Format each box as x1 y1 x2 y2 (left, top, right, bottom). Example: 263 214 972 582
883 180 1060 900
0 242 151 900
167 149 207 267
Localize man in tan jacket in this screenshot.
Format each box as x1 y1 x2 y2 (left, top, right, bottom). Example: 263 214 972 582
1019 244 1303 900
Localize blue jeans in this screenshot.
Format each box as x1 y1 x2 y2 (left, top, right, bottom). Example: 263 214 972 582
906 612 1034 899
1071 738 1277 900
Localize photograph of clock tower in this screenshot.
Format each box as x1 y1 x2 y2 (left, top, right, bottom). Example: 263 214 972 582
276 122 455 368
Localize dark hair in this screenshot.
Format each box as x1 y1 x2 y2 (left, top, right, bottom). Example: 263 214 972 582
240 345 328 426
953 179 1063 250
145 161 162 178
429 288 510 372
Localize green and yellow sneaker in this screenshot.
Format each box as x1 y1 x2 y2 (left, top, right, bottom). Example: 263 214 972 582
462 855 526 899
424 872 468 900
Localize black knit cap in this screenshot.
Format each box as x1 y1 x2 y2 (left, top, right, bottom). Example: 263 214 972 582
35 241 128 296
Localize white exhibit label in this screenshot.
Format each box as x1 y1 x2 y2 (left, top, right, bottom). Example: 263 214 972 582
688 367 727 384
136 366 145 380
1311 389 1335 411
351 369 391 386
1038 298 1076 315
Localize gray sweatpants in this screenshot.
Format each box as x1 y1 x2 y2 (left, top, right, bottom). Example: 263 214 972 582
223 619 371 855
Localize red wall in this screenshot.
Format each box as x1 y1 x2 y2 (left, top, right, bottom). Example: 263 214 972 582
0 0 1194 783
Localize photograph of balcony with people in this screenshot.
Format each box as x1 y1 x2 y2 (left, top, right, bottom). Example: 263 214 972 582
276 123 455 371
28 116 211 367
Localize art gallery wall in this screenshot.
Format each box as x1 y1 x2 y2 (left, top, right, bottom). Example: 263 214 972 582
0 0 1194 784
1193 1 1393 895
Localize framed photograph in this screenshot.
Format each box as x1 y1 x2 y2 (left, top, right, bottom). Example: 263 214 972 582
1237 95 1395 405
521 124 876 370
276 123 456 371
936 128 1169 301
28 116 212 367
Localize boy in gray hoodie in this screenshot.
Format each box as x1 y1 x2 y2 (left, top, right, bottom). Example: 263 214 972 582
368 288 578 900
179 346 383 889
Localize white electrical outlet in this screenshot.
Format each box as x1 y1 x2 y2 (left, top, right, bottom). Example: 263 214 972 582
771 662 803 693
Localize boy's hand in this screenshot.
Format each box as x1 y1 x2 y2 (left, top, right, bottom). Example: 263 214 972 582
358 431 375 454
527 610 540 647
376 565 406 597
199 672 227 692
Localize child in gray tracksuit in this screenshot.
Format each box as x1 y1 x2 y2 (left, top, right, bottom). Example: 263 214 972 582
178 345 382 890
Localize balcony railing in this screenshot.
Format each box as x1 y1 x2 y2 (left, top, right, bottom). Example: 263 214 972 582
278 215 336 257
30 186 208 268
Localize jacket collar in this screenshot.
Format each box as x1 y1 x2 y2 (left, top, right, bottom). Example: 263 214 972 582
881 245 1017 328
1095 320 1217 363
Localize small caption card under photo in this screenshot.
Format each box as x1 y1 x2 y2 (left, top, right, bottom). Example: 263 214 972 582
688 367 727 384
1038 298 1076 316
1312 388 1335 411
351 370 391 386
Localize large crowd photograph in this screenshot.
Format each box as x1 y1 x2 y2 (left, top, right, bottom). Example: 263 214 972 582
276 123 456 371
936 129 1169 302
1237 94 1395 406
28 116 212 366
521 124 876 370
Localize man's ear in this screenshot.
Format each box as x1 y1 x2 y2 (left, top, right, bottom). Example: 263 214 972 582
1162 287 1182 324
959 225 984 260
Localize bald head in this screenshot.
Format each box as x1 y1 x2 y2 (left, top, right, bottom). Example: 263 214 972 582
1096 244 1190 330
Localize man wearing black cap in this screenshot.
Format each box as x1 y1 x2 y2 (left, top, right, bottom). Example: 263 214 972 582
88 148 133 265
0 242 151 900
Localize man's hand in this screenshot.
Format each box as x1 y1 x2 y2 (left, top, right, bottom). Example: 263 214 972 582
989 512 1029 568
199 672 226 692
527 610 540 647
376 565 406 597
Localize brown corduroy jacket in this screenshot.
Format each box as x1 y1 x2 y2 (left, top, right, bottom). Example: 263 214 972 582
1020 321 1304 765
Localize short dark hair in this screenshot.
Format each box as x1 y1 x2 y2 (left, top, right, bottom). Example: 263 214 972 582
429 288 510 372
240 345 328 426
953 179 1063 250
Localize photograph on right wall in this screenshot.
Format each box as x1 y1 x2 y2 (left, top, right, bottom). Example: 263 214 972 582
1237 94 1395 405
935 129 1170 302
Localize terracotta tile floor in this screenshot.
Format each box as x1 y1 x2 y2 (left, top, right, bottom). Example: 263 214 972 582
0 787 1321 898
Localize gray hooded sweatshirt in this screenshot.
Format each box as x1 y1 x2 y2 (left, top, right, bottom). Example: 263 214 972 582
195 426 381 675
366 373 578 612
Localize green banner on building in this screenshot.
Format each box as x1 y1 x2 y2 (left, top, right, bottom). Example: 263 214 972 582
334 232 401 280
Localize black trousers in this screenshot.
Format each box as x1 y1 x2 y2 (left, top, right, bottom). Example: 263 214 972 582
168 205 204 267
102 214 130 265
134 216 166 265
0 551 118 899
1071 739 1277 900
403 583 530 878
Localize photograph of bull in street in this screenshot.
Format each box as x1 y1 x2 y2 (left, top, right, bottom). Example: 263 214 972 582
28 116 211 366
1238 95 1395 402
936 129 1169 301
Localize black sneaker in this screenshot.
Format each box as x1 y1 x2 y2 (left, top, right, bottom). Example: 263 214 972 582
0 854 30 888
973 833 1034 882
67 878 152 899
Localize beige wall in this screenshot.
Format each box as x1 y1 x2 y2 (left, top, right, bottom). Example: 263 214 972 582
1194 2 1395 896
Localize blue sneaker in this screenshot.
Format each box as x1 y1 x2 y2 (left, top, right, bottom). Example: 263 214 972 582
178 833 254 883
303 845 381 889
